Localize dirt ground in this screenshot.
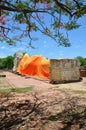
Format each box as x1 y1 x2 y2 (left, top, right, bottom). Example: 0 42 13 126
2 70 86 92
0 70 86 130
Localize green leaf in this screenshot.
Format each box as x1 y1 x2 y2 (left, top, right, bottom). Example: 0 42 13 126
65 21 80 30
58 33 71 47
15 13 23 21
16 2 25 9
31 22 38 31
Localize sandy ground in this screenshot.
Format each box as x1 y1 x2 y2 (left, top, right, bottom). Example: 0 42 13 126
0 70 86 130
2 71 86 92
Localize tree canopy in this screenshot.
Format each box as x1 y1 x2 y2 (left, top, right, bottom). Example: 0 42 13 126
76 56 86 67
0 0 86 47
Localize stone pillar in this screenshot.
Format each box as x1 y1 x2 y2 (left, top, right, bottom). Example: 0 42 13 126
50 59 81 84
13 52 23 72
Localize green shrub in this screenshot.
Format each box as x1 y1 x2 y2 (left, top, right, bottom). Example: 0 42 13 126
0 56 14 70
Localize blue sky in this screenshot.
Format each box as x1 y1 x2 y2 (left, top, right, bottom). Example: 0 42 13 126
0 15 86 59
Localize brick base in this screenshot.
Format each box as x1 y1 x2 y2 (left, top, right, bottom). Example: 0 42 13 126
80 69 86 77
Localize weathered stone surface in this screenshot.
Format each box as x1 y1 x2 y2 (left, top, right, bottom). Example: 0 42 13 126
13 52 23 72
50 59 81 83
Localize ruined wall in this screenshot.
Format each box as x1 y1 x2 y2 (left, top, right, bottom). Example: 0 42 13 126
13 52 23 72
50 59 81 83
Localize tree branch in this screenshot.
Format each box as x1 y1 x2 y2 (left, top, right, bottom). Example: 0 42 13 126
53 0 72 16
72 5 86 16
0 5 48 13
73 0 81 9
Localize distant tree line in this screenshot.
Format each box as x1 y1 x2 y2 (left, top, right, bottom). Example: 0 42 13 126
0 55 86 70
0 56 14 70
76 56 86 68
0 52 26 70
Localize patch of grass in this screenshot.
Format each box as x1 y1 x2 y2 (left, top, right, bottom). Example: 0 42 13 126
83 127 86 130
11 86 33 93
0 86 33 97
55 87 71 92
73 90 86 94
0 78 13 97
0 77 33 97
55 87 86 94
0 86 14 97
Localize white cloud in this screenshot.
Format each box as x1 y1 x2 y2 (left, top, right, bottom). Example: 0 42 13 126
1 46 6 49
58 51 64 57
8 46 26 53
